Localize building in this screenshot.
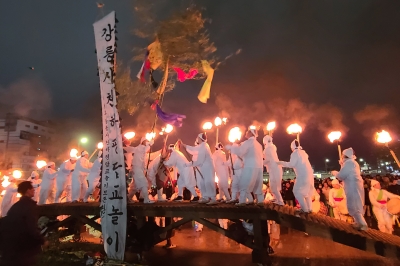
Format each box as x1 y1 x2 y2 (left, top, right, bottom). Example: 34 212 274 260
0 113 55 171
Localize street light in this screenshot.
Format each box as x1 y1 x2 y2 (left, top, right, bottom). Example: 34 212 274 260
325 159 329 173
80 137 88 144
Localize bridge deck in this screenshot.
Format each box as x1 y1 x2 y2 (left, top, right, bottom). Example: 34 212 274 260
37 202 400 260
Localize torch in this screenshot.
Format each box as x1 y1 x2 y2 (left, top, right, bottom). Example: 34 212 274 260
124 131 135 140
214 117 222 144
228 127 242 175
266 121 276 137
70 148 79 158
328 131 342 159
376 130 400 168
202 122 213 132
145 131 157 172
12 170 22 180
36 160 47 170
160 124 174 144
89 142 104 161
287 123 303 144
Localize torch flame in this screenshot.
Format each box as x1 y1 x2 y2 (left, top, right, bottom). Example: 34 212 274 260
328 131 342 143
202 122 213 130
222 118 227 124
97 142 103 149
1 190 5 196
12 170 22 179
214 117 222 127
2 176 10 188
228 127 242 143
70 149 78 158
145 132 156 141
287 123 302 134
36 160 47 169
376 130 392 144
165 124 173 134
17 193 21 198
124 131 135 140
215 174 219 183
249 125 257 130
267 121 276 131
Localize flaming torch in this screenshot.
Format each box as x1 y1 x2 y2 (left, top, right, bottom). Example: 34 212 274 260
36 160 47 169
202 122 213 131
145 132 156 142
328 131 342 159
228 127 242 175
89 142 104 161
287 123 303 144
2 176 10 188
12 170 22 179
376 130 400 168
124 131 135 140
70 148 79 158
214 117 222 144
161 124 174 143
266 121 276 136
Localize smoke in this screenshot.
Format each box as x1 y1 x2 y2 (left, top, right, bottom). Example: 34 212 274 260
353 104 399 139
215 94 348 134
0 77 52 119
354 104 394 124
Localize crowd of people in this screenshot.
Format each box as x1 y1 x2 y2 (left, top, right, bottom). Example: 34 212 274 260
1 127 400 236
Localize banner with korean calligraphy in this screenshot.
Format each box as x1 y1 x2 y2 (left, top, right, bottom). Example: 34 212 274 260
93 11 126 261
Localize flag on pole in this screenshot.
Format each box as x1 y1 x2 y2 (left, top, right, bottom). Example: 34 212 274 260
137 50 150 82
198 60 214 103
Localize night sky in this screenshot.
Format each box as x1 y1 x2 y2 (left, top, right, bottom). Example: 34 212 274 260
1 0 400 170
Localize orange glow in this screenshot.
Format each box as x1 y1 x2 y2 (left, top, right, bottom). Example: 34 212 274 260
376 130 392 144
70 149 78 158
12 170 22 179
97 142 103 149
328 131 342 143
214 117 222 127
287 124 302 134
124 131 135 140
2 176 10 188
266 121 276 131
165 124 173 134
145 132 156 141
202 122 213 130
228 127 242 143
36 160 47 169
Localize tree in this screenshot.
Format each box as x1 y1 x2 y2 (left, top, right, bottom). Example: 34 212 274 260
116 0 219 115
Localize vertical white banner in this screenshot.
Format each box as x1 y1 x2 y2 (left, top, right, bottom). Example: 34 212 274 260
93 11 127 261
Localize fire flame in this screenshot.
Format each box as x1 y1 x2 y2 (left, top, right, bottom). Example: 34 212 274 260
70 149 78 158
215 174 219 183
267 121 276 131
1 190 5 196
214 117 222 127
287 123 302 134
165 124 173 134
249 125 257 130
145 132 156 141
97 142 103 149
376 130 392 144
2 176 10 188
36 160 47 169
222 118 227 124
328 131 342 143
12 170 22 179
228 127 242 143
124 131 135 140
202 122 213 130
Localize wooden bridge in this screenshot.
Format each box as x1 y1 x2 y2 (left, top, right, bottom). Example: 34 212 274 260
37 202 400 265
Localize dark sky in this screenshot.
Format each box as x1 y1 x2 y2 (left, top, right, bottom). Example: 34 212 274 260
1 0 400 170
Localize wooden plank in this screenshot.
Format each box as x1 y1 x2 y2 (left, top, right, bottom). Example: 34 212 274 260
154 217 193 235
75 215 102 232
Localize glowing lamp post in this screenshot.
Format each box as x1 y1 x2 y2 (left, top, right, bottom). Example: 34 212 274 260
328 131 342 159
287 123 303 144
376 130 400 168
266 121 276 136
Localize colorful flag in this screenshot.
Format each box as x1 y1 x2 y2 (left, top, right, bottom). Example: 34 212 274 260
173 67 198 82
147 40 163 70
198 60 214 103
136 50 150 82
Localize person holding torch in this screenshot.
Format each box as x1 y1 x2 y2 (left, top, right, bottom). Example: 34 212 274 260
331 148 368 231
263 135 284 206
55 154 77 203
180 133 217 205
226 128 264 206
277 140 314 214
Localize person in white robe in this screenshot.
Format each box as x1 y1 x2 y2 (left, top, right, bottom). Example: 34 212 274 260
263 135 284 205
39 162 58 205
